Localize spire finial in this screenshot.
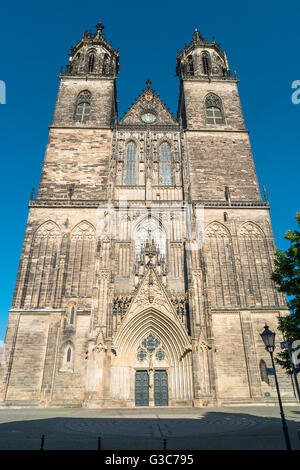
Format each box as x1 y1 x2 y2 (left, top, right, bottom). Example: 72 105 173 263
96 22 104 34
193 29 200 41
192 28 204 43
145 78 152 87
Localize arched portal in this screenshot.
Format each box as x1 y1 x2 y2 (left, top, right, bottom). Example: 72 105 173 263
110 307 193 406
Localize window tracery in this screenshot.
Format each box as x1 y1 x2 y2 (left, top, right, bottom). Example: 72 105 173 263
160 142 172 185
136 334 166 362
74 90 91 123
205 94 225 125
125 142 136 185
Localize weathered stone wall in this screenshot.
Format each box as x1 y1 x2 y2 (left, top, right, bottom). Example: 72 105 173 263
185 131 261 201
202 208 284 309
212 310 294 402
251 312 294 398
52 78 116 127
212 312 253 399
182 80 245 130
4 202 291 405
51 314 90 404
37 128 112 200
181 79 261 201
4 314 49 402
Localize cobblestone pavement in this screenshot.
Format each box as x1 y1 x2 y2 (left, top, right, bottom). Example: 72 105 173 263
0 405 299 450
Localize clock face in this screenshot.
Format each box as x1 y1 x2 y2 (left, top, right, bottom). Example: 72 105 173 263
141 112 156 123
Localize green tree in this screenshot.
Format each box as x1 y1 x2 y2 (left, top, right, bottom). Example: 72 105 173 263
271 213 300 374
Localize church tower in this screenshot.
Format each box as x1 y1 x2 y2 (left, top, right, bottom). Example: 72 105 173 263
0 24 295 407
175 30 291 404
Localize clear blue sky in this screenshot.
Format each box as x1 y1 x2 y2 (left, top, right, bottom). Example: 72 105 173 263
0 1 299 340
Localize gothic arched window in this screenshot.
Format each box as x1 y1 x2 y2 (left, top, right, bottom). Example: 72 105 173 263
202 52 211 75
67 347 72 362
52 252 57 269
160 142 172 185
186 55 194 75
125 142 136 185
74 91 91 123
102 54 110 74
70 307 75 325
67 221 96 297
88 54 95 72
59 342 74 372
205 94 225 125
259 359 269 384
23 221 61 309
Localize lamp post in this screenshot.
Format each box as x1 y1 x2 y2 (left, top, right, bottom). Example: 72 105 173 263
260 324 292 450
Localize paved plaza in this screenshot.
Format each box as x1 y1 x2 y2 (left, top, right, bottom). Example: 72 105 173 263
0 405 299 450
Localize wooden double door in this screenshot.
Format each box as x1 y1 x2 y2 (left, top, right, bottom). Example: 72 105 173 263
135 370 168 406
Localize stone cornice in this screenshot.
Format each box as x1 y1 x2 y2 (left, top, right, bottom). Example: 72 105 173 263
49 125 247 134
194 200 269 209
9 308 91 314
49 125 113 130
28 199 269 209
182 76 238 83
117 124 179 131
211 306 289 312
58 74 116 81
184 128 249 134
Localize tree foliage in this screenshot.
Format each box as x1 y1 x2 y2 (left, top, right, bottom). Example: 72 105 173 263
271 213 300 374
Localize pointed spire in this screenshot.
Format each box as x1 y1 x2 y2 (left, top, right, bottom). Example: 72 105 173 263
145 78 152 87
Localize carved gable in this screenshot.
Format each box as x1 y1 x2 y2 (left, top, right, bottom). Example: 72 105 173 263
119 83 178 126
113 266 192 361
124 267 179 321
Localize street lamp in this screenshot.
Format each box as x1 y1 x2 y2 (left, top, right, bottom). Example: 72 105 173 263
260 324 292 450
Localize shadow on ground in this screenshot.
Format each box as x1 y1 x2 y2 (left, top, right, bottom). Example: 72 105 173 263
0 411 299 450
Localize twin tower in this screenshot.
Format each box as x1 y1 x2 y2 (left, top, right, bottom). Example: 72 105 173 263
0 23 294 407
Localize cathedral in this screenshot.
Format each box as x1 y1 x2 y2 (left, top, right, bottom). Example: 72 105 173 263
0 23 295 407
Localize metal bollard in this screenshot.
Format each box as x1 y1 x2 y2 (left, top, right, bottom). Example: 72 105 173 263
98 436 101 450
163 438 167 450
40 434 45 450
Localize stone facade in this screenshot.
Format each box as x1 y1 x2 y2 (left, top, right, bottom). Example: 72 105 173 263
0 25 296 407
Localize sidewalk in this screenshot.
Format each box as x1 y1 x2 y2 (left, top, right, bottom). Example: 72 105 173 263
0 405 299 450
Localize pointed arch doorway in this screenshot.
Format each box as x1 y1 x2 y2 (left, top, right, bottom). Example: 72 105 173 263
154 370 168 406
134 332 169 407
135 370 149 406
134 369 169 407
112 307 193 407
